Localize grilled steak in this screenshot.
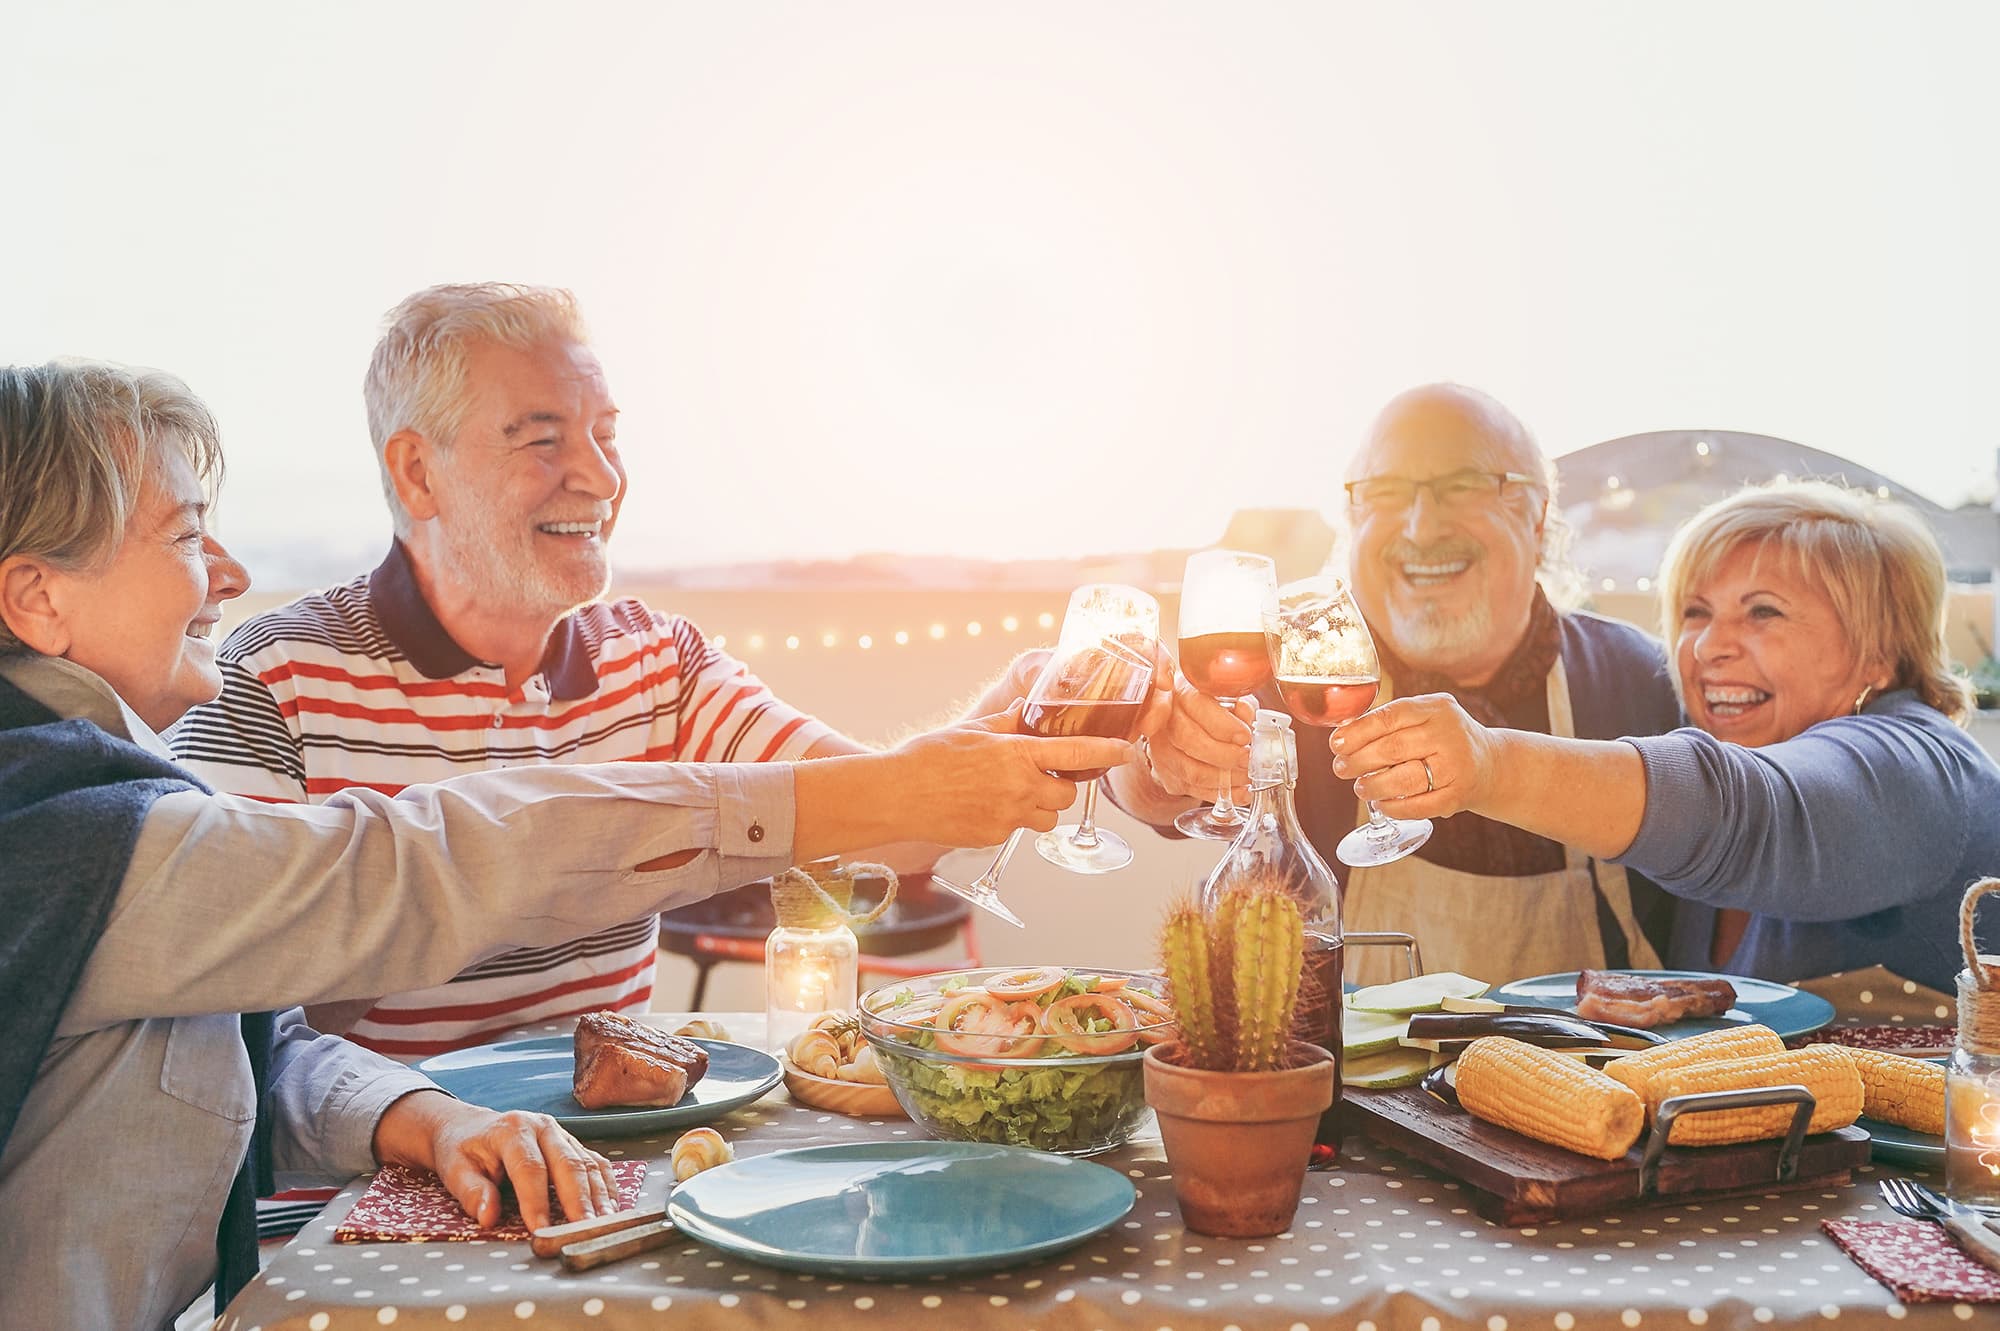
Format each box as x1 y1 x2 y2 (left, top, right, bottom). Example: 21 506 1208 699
1574 969 1736 1029
572 1011 710 1109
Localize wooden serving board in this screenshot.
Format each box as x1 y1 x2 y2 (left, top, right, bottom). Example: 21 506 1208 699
1340 1086 1871 1225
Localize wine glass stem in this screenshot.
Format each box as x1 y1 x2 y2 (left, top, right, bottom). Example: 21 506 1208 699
1070 781 1104 848
1210 696 1238 817
1365 802 1397 841
977 827 1027 889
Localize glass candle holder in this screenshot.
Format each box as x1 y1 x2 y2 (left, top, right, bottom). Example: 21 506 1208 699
1947 966 2000 1213
764 919 858 1055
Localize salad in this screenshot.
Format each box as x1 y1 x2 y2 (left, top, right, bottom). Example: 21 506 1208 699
860 966 1178 1156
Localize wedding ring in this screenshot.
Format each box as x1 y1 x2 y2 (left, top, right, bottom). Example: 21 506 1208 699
1421 759 1436 794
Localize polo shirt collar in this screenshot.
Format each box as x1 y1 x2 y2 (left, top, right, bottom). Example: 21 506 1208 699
367 541 602 701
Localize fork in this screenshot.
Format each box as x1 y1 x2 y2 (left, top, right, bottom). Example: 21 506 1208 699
1878 1177 2000 1274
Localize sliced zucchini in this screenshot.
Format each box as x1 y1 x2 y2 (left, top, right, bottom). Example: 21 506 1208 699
1346 971 1491 1014
1439 994 1505 1014
1342 1046 1434 1089
1340 1009 1410 1059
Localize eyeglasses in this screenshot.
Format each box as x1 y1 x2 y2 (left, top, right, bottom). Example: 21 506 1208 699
1344 468 1539 513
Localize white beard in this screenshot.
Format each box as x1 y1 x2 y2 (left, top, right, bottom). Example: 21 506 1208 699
1382 594 1496 676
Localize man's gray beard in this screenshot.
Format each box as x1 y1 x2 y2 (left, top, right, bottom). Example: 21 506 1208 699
437 529 608 624
1382 595 1496 678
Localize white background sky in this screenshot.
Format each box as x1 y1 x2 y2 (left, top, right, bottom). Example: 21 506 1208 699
5 2 1997 578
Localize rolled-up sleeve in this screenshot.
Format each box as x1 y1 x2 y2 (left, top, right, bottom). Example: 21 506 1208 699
265 1008 437 1182
61 760 798 1036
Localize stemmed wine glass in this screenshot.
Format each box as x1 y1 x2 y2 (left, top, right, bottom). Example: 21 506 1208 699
932 584 1159 926
1264 574 1432 867
1172 550 1278 840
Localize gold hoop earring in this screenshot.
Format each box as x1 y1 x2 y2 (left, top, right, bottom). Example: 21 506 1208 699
1853 685 1873 715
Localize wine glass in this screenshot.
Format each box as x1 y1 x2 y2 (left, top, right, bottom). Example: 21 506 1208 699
1264 574 1432 867
1172 549 1278 839
931 584 1160 924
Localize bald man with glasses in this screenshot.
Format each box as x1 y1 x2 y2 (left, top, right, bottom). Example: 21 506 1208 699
1114 384 1685 982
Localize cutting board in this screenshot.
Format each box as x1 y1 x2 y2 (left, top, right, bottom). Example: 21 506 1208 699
1340 1085 1872 1225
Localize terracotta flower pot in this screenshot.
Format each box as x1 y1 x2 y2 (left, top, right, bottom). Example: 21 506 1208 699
1143 1041 1336 1238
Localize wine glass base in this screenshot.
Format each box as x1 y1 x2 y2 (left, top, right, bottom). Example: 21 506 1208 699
1172 805 1250 840
1034 827 1134 874
930 873 1027 928
1335 817 1433 869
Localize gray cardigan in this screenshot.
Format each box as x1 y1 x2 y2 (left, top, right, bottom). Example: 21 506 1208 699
1618 690 2000 991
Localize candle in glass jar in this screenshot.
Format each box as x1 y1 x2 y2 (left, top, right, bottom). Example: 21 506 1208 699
1946 1052 2000 1212
764 920 858 1055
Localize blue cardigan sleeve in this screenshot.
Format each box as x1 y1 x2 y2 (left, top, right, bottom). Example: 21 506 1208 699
1615 695 1984 922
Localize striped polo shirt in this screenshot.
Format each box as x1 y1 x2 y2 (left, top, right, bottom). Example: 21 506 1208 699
168 540 831 1060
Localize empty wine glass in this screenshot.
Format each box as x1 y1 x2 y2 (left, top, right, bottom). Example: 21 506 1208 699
1172 549 1278 840
932 584 1159 924
1264 574 1432 868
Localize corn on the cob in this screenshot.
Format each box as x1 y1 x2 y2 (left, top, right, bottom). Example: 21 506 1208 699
1842 1046 1945 1135
1456 1036 1645 1160
1602 1024 1786 1095
1644 1045 1864 1146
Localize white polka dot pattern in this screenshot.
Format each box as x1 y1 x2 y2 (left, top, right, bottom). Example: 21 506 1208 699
216 1012 1978 1330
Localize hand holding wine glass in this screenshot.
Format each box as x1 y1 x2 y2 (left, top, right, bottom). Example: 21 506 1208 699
932 584 1160 924
1172 549 1277 839
1264 574 1432 867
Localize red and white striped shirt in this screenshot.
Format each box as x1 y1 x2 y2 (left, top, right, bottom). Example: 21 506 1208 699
169 541 830 1060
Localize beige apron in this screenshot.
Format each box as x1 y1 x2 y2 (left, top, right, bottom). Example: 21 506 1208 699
1342 656 1663 986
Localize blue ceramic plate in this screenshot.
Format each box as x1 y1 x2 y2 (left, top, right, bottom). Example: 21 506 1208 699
1489 970 1835 1040
415 1036 780 1139
668 1141 1136 1277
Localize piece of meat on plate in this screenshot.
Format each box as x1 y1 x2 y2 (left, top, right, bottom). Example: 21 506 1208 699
1574 969 1737 1029
572 1011 711 1109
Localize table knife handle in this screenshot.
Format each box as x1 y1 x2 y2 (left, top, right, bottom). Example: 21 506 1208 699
530 1204 670 1259
1943 1214 2000 1275
560 1218 681 1271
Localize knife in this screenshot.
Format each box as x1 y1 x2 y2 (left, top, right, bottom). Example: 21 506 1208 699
1923 1186 2000 1275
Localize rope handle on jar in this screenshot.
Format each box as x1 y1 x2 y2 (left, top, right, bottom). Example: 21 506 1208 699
1958 879 2000 1055
771 861 899 930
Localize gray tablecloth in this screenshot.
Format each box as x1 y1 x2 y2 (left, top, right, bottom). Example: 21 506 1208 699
221 982 1979 1330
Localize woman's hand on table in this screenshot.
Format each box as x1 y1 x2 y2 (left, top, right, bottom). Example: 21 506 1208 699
373 1089 618 1230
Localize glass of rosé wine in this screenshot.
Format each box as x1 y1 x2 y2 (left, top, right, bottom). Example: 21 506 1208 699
1264 574 1432 868
1172 549 1278 839
932 584 1159 926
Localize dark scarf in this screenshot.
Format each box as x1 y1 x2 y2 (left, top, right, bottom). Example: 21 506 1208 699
1375 584 1564 729
0 672 272 1314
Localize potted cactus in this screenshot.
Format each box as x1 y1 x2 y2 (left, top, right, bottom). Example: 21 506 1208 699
1143 874 1336 1238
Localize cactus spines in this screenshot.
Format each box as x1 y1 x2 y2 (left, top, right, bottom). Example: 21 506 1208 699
1229 888 1304 1073
1155 869 1310 1073
1160 901 1224 1069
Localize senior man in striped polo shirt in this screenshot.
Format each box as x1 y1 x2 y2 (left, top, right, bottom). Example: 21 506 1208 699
170 282 1018 1061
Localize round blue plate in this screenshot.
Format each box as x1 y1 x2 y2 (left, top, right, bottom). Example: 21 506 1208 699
1489 970 1835 1040
415 1036 780 1139
1861 1117 1944 1167
668 1141 1137 1277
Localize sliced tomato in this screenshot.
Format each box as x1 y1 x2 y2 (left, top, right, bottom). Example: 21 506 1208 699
1121 987 1179 1045
1086 975 1130 993
982 967 1069 1001
932 992 1047 1058
1040 992 1139 1055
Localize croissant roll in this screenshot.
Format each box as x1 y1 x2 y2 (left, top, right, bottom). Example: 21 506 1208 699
673 1019 733 1042
787 1029 843 1078
671 1127 734 1181
835 1045 888 1085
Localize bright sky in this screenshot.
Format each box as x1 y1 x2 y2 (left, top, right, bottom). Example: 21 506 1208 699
6 2 1996 577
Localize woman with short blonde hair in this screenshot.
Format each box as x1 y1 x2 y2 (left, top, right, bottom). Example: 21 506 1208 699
1325 479 2000 990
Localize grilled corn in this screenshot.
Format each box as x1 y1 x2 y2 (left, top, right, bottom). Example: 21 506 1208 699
1455 1036 1646 1160
1644 1045 1864 1146
1602 1024 1787 1095
1841 1046 1945 1135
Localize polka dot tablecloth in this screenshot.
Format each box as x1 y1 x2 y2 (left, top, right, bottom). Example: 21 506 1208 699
219 1006 1982 1331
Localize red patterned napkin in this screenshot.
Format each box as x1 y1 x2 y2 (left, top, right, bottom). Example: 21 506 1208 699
335 1160 648 1243
1822 1219 2000 1303
1792 1024 1955 1055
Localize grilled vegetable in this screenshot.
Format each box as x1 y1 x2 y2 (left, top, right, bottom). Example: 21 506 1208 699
1644 1045 1864 1146
1347 972 1490 1015
1343 1047 1434 1089
1454 1036 1646 1160
1402 1011 1613 1053
1602 1024 1787 1094
1843 1046 1945 1135
1342 1009 1411 1059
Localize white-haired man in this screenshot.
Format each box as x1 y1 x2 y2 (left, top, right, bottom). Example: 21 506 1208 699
1114 384 1684 981
171 283 1042 1057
